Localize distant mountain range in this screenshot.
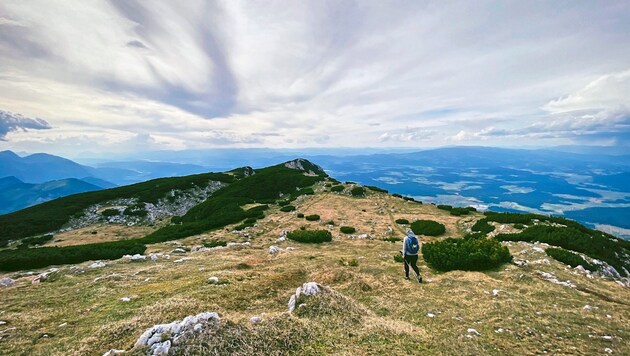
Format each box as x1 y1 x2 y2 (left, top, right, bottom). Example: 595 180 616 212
0 150 211 213
0 176 102 214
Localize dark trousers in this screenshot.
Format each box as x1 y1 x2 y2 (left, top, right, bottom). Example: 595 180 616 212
404 254 420 277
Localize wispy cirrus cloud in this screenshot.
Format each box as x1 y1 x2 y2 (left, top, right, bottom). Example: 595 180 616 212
0 1 629 156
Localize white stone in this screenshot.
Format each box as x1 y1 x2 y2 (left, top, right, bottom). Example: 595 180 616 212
495 328 504 333
276 236 287 243
128 254 146 262
492 289 500 297
285 247 296 251
0 321 6 325
604 348 613 354
208 276 219 284
193 323 203 332
602 335 613 340
172 248 186 254
58 322 67 327
302 282 321 296
150 254 159 261
152 340 171 355
269 245 281 254
288 294 297 313
0 278 15 287
102 349 125 356
120 297 131 302
513 259 528 267
583 305 592 311
250 316 262 324
89 261 106 269
427 313 436 318
467 328 480 336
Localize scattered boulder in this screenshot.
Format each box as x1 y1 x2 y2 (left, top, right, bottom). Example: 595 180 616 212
288 282 322 313
89 261 106 269
133 312 220 355
125 254 147 262
120 297 131 302
513 259 528 267
32 268 60 284
0 278 15 287
208 277 219 284
103 349 125 356
172 248 186 254
492 289 500 297
269 245 281 255
250 316 262 324
537 271 576 288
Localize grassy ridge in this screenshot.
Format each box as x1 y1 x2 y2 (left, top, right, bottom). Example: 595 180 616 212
0 172 234 243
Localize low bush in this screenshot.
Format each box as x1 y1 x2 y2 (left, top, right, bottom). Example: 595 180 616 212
280 205 296 212
345 181 356 185
392 194 403 198
471 219 495 234
325 220 335 226
0 240 146 271
437 205 452 211
330 185 344 192
278 200 290 206
365 185 388 193
422 238 512 272
410 220 445 236
495 225 629 276
545 247 597 271
204 240 227 248
340 226 356 234
101 208 120 217
350 187 365 197
287 229 332 244
383 237 402 243
450 207 472 216
338 258 359 267
393 254 404 263
402 197 416 202
297 213 305 218
20 234 54 247
305 214 320 221
299 188 315 195
123 204 148 217
513 223 525 230
463 232 486 241
395 218 410 224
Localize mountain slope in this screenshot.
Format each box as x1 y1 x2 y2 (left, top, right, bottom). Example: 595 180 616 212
0 174 628 355
0 178 102 214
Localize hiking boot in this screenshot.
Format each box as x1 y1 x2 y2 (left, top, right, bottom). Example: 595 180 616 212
404 276 410 280
417 276 423 283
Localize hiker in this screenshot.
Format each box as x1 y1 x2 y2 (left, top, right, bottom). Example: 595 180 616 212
402 230 422 283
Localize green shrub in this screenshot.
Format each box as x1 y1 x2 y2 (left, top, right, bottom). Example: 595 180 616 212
395 218 410 224
350 187 365 197
287 230 332 244
383 237 402 243
0 240 146 271
410 220 445 236
545 248 597 271
204 240 227 248
101 208 120 217
471 219 495 234
392 194 403 198
365 185 388 193
297 213 305 218
280 205 296 212
278 200 290 206
299 188 315 195
496 225 629 276
123 203 148 217
463 232 485 240
437 205 452 211
513 223 525 230
393 254 404 263
345 181 356 185
20 234 54 247
171 216 183 224
450 207 471 216
422 238 512 272
305 214 320 221
340 226 356 234
330 185 344 192
402 197 415 202
338 257 359 267
325 220 335 226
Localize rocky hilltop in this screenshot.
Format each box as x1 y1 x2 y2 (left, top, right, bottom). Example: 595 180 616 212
0 159 628 355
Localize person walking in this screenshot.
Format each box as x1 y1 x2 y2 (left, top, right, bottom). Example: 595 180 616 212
402 230 422 283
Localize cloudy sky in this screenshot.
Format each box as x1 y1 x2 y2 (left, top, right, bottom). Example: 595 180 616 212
0 0 629 156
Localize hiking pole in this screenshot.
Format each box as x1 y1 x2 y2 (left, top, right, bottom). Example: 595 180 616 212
399 251 421 281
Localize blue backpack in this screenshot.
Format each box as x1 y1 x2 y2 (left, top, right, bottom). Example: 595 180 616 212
406 236 420 254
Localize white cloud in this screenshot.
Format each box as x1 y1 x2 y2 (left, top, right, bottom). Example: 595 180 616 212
0 1 629 155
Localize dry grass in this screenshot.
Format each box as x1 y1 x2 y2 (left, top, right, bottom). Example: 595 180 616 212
49 225 155 247
0 192 628 355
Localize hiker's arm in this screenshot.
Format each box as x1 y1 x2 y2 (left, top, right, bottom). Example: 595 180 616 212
402 237 407 256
